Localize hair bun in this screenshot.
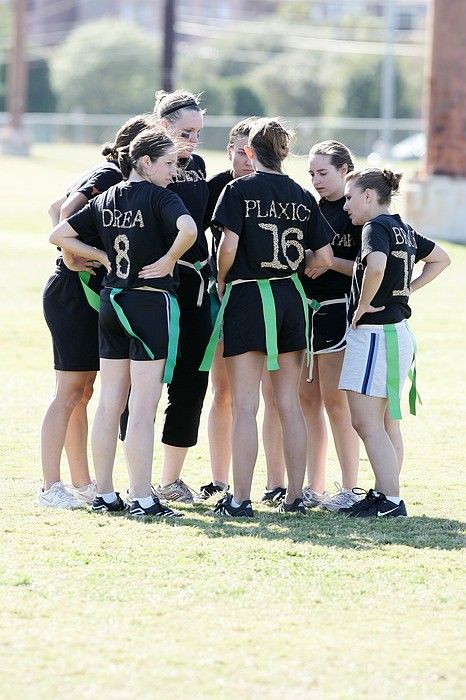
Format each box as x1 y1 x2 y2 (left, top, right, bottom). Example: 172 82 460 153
382 168 402 193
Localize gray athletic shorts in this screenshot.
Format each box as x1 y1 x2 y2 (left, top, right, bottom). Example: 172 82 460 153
339 320 414 398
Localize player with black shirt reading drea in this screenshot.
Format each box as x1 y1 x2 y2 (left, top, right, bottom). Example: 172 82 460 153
201 118 333 517
39 115 153 509
50 128 197 519
340 168 450 518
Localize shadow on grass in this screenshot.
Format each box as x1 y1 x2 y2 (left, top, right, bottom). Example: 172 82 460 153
130 506 465 551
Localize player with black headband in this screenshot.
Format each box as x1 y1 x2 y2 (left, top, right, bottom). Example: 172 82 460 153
197 117 287 504
39 114 153 509
145 89 213 504
338 168 449 517
200 118 334 517
300 140 362 512
50 127 197 518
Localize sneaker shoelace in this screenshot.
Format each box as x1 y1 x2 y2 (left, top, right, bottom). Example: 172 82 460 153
175 479 200 499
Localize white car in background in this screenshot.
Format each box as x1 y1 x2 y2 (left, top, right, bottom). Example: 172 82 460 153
390 133 425 160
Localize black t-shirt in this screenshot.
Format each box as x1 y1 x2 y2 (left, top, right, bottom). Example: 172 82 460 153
66 162 123 199
168 153 209 266
301 196 361 300
68 180 190 294
212 171 331 283
205 169 234 279
57 162 124 292
349 213 435 325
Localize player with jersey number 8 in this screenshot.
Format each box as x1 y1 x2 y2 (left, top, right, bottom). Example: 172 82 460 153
338 168 450 518
200 118 334 517
49 128 197 519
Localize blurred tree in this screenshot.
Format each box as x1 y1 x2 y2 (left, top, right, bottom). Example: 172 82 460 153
225 79 265 116
0 57 56 112
334 55 422 118
251 55 324 117
27 58 56 112
50 20 159 114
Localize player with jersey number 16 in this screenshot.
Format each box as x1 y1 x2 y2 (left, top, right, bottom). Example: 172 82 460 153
338 168 450 518
200 118 334 517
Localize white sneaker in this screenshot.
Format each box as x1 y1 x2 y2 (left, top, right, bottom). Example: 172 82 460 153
68 480 97 505
302 487 330 509
323 483 362 512
36 481 86 509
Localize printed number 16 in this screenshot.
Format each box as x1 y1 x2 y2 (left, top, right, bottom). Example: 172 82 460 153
259 223 305 271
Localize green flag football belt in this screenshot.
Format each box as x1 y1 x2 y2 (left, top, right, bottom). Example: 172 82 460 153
177 258 209 306
108 287 180 384
78 271 101 312
199 273 310 373
383 322 421 420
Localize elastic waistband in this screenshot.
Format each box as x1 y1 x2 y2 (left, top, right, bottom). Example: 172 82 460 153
357 320 408 331
230 275 294 286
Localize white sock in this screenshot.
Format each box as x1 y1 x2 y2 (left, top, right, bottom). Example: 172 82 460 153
386 496 401 505
98 491 117 504
373 490 380 497
231 496 243 508
136 496 154 508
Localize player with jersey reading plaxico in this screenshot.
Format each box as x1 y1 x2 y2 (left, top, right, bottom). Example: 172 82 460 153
300 141 361 512
339 168 450 517
49 127 197 518
39 114 153 509
201 118 333 517
198 118 287 504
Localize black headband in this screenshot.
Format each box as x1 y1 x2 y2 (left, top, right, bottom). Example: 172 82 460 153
160 100 199 118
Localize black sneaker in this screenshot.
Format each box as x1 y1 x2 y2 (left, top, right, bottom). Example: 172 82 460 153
91 493 127 513
194 481 228 502
208 494 254 517
346 490 408 518
340 488 378 516
129 497 184 519
261 486 287 505
277 498 306 514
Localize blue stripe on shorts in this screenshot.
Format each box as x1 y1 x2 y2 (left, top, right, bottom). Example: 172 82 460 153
362 332 379 395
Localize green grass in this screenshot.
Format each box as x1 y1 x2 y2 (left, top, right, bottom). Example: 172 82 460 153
0 144 465 699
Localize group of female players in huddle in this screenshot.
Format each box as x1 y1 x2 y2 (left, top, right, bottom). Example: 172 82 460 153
40 89 450 519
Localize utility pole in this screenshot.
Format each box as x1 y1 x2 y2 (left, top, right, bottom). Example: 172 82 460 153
162 0 176 92
1 0 30 156
380 0 396 158
402 0 466 242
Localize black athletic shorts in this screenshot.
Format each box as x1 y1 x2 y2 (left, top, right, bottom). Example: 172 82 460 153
43 260 100 372
308 296 349 354
99 288 171 361
223 278 306 358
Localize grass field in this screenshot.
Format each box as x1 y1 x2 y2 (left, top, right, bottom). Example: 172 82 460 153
0 144 465 699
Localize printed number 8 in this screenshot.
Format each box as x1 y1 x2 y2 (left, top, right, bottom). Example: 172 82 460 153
114 234 130 279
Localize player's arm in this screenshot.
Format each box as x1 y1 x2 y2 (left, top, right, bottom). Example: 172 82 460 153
305 243 334 274
410 244 450 293
58 192 93 271
138 214 197 279
60 192 89 221
305 252 353 279
49 221 110 273
48 196 66 226
217 227 239 298
351 251 386 328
